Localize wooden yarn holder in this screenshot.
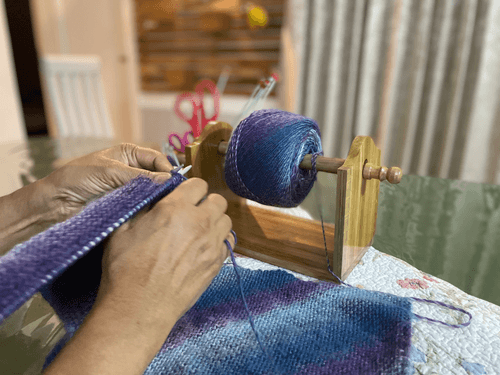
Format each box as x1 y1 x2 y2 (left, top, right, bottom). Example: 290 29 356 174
182 121 402 282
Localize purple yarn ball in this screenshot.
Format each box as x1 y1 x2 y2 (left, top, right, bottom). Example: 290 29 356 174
224 109 322 207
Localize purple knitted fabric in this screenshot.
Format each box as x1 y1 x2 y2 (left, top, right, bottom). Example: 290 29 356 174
0 174 185 331
0 176 413 374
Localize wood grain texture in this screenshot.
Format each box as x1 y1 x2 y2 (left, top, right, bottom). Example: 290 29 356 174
335 136 381 280
134 0 284 95
185 121 240 201
230 202 336 282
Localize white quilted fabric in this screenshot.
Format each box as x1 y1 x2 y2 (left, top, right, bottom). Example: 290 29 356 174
233 201 500 374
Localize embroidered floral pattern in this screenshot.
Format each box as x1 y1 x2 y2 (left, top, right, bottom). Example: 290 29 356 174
423 274 439 283
397 278 429 290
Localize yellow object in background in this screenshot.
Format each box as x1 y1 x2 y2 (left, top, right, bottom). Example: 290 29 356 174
246 4 268 28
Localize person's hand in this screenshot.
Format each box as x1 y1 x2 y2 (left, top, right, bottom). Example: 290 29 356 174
42 143 173 221
43 178 234 374
95 177 233 337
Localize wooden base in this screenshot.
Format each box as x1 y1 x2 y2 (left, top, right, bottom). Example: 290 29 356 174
229 202 337 282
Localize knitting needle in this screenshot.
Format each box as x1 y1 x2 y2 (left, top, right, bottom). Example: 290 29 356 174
231 75 278 127
178 165 192 175
250 76 277 113
256 75 277 111
216 66 231 96
171 165 191 175
231 84 260 127
163 143 181 167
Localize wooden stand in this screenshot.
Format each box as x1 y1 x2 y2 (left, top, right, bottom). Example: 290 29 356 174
183 121 401 282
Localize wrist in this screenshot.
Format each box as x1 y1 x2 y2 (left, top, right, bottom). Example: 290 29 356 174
92 290 177 346
44 297 174 375
0 178 60 254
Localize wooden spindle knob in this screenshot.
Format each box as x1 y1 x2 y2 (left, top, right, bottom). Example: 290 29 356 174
363 163 402 184
387 167 403 184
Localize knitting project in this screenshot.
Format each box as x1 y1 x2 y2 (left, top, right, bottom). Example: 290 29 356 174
0 176 413 374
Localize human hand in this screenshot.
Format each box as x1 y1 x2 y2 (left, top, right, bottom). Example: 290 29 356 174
94 177 234 336
42 143 173 221
43 178 234 375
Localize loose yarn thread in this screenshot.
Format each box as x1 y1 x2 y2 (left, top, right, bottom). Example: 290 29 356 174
314 193 472 329
224 231 281 374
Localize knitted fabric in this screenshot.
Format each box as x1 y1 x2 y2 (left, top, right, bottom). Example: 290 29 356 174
0 176 413 374
0 175 185 352
145 265 413 374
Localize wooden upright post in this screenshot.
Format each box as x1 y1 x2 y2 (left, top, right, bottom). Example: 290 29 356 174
334 136 381 280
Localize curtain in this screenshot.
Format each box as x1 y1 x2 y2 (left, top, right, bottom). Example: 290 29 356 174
283 0 500 184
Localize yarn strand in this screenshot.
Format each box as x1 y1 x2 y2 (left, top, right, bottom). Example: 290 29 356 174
225 231 281 374
316 202 472 328
310 165 471 328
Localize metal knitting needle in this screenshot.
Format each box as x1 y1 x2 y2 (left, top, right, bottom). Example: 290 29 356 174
163 143 181 167
216 66 231 95
256 77 277 111
250 76 276 113
231 84 260 127
177 165 192 175
231 75 278 127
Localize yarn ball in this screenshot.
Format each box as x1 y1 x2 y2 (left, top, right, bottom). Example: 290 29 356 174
225 109 322 207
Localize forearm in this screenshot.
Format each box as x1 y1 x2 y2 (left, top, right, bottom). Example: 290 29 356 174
43 297 174 375
0 177 60 255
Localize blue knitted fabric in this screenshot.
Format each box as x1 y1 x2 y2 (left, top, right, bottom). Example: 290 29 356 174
144 266 413 374
0 176 413 374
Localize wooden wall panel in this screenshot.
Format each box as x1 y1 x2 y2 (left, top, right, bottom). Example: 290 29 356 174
135 0 284 95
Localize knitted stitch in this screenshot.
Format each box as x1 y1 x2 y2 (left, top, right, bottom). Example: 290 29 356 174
0 176 413 374
144 266 413 374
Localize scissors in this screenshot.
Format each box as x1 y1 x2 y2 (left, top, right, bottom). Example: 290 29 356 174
169 80 220 152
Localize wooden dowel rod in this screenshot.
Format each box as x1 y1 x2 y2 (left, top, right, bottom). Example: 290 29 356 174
217 141 228 154
217 141 344 173
299 154 346 173
176 141 402 183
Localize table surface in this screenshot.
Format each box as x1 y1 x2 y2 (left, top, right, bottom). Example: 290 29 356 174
1 136 499 374
2 136 499 310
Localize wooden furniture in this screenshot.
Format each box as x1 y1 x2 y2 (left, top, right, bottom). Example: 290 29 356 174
135 0 284 95
178 121 402 282
40 55 114 139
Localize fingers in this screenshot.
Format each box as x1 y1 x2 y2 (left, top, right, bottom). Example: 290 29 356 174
198 193 228 215
119 144 173 173
118 164 172 185
216 214 233 262
223 233 235 259
99 143 174 186
166 178 209 206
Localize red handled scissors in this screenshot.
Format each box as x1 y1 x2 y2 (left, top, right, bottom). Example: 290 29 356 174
169 80 220 152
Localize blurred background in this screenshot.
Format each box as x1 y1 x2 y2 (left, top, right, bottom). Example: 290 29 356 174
1 0 500 184
2 3 500 373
